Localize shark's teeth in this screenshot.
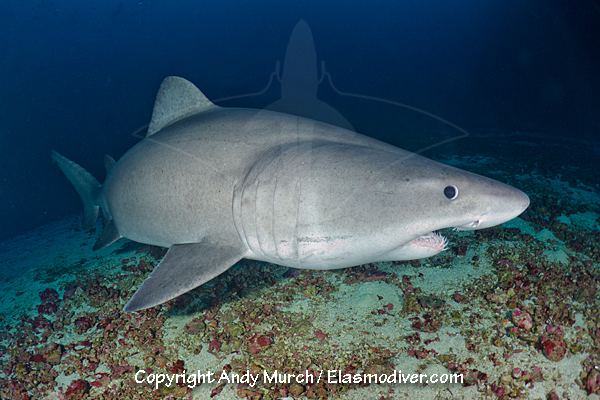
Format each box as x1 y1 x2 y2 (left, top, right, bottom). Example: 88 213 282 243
454 220 481 231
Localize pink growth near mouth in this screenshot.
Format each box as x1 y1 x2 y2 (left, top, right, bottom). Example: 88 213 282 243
412 232 448 252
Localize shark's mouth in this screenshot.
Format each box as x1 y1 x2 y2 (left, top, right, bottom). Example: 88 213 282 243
455 219 481 231
412 231 448 252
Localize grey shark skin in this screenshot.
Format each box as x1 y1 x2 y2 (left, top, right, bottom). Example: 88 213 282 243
52 77 530 312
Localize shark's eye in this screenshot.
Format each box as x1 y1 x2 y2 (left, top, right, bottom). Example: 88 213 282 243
443 185 458 200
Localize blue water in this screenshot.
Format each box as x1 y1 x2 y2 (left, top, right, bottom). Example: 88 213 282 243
1 3 600 398
1 0 599 239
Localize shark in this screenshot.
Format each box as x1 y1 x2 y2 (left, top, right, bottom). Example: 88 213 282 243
52 76 530 312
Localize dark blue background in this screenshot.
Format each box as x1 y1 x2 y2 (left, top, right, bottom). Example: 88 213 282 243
1 0 599 240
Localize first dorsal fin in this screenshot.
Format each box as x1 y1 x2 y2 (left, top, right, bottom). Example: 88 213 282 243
146 76 217 137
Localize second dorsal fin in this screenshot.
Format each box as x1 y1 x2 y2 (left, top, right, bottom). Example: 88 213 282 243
146 76 216 136
104 154 116 173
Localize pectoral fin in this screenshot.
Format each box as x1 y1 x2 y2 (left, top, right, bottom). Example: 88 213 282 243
124 240 246 312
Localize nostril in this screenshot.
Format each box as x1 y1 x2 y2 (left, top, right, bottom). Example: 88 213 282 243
469 220 480 228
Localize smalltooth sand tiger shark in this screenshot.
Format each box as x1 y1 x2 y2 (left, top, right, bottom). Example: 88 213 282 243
53 76 530 312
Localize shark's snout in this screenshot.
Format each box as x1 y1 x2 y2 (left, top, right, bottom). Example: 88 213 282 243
500 186 529 221
514 189 531 215
508 188 530 220
468 186 530 230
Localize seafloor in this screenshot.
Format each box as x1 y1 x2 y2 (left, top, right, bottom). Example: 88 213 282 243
0 134 598 399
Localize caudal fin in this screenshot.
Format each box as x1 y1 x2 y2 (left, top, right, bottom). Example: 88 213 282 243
51 151 102 228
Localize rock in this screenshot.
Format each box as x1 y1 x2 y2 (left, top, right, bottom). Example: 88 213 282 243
511 308 533 331
584 368 599 395
64 379 90 399
540 324 567 362
74 316 94 334
37 302 58 315
540 334 567 362
39 288 59 303
546 390 560 400
169 359 185 374
288 383 304 397
314 330 327 342
452 292 466 303
44 343 63 365
29 353 46 363
184 318 205 335
256 335 272 347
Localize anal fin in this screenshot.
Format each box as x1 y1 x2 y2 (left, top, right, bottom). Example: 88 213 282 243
93 220 122 251
124 239 247 312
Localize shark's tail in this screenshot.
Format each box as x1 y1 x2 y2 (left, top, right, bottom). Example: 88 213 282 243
51 151 102 228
